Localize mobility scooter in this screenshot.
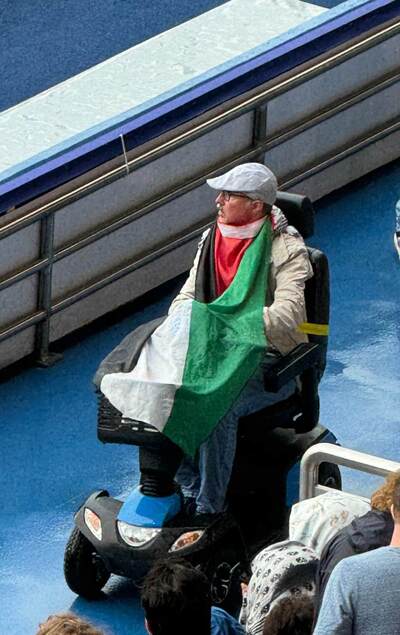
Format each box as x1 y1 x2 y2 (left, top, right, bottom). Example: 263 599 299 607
64 191 340 607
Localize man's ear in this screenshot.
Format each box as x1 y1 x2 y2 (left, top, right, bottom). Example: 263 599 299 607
145 618 152 635
251 200 265 217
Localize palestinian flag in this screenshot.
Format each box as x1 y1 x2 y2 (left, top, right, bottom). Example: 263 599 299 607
100 222 272 457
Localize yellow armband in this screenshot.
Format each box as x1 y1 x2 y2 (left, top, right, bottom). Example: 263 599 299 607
297 322 329 336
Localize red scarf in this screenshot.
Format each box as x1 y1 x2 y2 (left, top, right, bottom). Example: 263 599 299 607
214 217 267 296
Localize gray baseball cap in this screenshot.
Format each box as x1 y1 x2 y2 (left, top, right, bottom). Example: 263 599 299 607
206 162 277 205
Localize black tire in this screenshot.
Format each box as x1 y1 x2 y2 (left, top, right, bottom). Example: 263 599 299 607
319 462 342 490
64 527 110 599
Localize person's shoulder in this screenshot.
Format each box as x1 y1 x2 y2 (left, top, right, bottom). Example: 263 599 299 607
348 509 393 551
271 230 309 267
359 545 400 561
196 227 212 251
201 227 211 239
211 607 245 635
335 545 394 574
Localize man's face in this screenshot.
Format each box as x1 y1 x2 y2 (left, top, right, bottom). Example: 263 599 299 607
215 191 263 225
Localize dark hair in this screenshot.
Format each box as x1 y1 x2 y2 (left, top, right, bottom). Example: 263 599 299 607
269 562 317 602
141 558 211 635
262 596 314 635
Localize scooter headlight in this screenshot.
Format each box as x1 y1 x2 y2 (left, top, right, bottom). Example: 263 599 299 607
84 508 103 541
117 521 161 547
169 530 205 552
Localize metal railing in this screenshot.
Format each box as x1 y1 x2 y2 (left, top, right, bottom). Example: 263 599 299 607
0 17 399 366
299 442 400 500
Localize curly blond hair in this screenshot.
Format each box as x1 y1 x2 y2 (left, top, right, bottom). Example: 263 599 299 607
370 470 400 512
36 613 105 635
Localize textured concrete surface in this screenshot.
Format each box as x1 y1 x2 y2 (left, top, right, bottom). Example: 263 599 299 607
0 0 231 113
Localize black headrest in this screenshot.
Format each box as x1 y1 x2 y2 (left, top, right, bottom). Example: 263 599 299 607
275 191 314 239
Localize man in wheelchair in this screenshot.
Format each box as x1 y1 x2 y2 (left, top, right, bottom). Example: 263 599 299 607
100 163 313 518
65 162 335 601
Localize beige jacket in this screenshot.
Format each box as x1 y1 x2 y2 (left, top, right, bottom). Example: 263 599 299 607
169 227 313 355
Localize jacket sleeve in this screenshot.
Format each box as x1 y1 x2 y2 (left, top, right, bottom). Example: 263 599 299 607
168 230 209 314
263 234 313 342
314 533 356 623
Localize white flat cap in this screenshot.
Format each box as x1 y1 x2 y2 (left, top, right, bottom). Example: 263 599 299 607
207 162 277 205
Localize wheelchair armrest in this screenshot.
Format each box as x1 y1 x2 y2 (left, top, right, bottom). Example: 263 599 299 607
262 343 321 393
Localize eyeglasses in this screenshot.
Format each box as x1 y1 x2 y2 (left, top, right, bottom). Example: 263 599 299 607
220 190 252 202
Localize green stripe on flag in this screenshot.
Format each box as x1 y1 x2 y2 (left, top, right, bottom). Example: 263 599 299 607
164 222 272 456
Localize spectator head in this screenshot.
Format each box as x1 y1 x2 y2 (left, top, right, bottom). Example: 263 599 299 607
141 558 211 635
36 613 105 635
371 470 400 513
391 475 400 523
207 163 277 224
262 595 314 635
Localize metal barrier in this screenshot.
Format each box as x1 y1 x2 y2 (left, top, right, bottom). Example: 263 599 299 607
299 442 400 500
0 17 399 369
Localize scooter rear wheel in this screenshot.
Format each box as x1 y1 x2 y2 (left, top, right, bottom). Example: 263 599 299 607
319 462 342 490
64 527 110 598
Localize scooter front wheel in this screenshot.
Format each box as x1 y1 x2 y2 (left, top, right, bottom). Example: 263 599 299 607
204 544 244 617
64 527 110 599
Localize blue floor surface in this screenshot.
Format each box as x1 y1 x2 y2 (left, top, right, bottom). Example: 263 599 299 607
310 161 400 496
0 159 399 634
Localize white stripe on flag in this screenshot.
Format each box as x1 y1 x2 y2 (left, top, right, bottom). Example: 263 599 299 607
100 301 193 430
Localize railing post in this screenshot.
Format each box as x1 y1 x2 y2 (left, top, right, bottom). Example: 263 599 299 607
252 104 268 162
34 212 63 367
299 443 400 501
